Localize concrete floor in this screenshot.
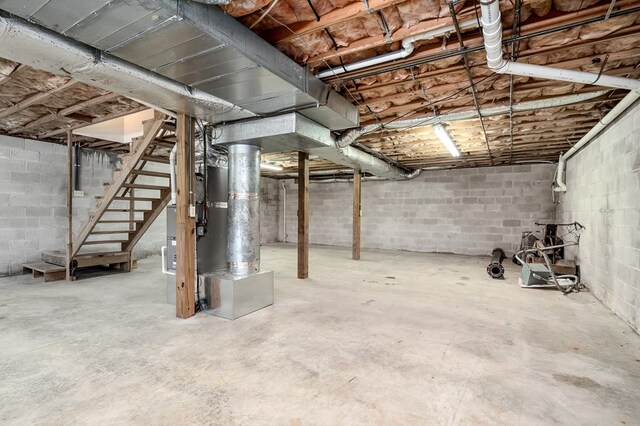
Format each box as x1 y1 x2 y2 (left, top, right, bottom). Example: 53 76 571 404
1 244 639 425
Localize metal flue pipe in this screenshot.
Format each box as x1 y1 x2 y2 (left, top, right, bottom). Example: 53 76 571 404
227 144 262 276
478 0 640 91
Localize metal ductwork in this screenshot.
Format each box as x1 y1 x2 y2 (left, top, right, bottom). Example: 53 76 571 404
336 91 610 147
213 113 420 180
479 0 640 91
0 0 359 129
0 12 253 123
227 144 262 275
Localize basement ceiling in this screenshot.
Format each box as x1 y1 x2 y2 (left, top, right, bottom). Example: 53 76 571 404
0 0 639 175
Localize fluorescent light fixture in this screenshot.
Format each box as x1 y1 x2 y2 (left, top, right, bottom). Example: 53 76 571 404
432 123 460 157
260 163 283 172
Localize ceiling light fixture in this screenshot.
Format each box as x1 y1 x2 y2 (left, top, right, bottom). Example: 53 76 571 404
432 123 460 157
260 163 284 172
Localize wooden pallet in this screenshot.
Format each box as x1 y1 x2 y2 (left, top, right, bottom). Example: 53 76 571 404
22 262 66 283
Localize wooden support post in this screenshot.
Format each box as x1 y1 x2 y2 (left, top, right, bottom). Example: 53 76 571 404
66 130 75 281
297 152 309 279
175 114 196 319
352 169 361 260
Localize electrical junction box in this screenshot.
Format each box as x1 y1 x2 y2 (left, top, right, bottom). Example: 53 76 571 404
520 262 551 286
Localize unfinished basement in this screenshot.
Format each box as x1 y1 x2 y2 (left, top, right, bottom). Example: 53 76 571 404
0 0 639 423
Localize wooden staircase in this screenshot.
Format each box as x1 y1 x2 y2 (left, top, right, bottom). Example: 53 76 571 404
65 112 174 275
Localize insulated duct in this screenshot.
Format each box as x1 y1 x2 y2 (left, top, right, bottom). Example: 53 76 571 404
554 89 640 192
0 12 254 123
479 0 640 91
336 91 610 147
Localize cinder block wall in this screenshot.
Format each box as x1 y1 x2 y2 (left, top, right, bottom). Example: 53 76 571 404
0 136 167 275
282 164 556 256
0 136 281 275
556 101 640 332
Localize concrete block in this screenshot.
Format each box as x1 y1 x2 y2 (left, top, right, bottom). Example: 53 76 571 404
0 135 25 150
11 148 39 162
11 171 40 184
10 194 41 207
0 158 26 172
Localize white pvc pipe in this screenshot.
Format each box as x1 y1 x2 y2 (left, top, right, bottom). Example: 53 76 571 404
169 144 178 204
479 0 640 91
554 89 640 191
315 19 478 79
280 180 287 242
336 90 608 147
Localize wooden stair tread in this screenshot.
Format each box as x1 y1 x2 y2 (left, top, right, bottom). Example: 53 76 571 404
96 196 159 201
105 208 151 212
83 240 129 245
130 169 171 178
41 250 134 269
22 262 66 282
22 262 65 273
141 155 170 164
121 183 168 190
98 219 143 223
90 230 136 234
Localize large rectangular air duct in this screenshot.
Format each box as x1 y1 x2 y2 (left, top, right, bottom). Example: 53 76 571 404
0 1 359 130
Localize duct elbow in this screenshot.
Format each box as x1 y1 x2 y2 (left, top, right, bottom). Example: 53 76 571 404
335 128 363 148
553 155 567 192
400 168 422 180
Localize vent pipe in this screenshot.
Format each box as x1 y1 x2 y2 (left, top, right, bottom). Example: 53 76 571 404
479 0 640 91
554 89 640 192
316 19 478 80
